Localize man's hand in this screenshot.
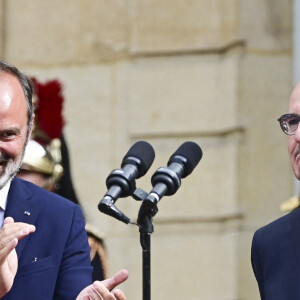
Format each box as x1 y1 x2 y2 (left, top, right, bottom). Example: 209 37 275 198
76 269 129 300
0 217 36 297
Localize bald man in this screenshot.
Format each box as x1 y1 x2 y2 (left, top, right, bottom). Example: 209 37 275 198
252 82 300 299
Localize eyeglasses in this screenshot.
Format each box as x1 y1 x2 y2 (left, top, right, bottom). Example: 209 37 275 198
277 113 300 135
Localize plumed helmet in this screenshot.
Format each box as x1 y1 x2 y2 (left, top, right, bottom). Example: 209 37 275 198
20 77 65 186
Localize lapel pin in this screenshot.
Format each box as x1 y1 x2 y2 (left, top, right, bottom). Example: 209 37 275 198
24 210 31 216
33 257 38 262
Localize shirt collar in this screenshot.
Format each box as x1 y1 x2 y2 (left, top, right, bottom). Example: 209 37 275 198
0 180 11 211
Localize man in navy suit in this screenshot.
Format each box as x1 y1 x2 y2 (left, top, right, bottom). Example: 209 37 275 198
252 82 300 299
0 61 128 299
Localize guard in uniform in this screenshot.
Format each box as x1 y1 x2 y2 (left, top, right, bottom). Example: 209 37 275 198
17 77 107 281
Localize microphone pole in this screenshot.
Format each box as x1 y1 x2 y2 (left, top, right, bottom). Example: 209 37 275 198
137 142 203 300
138 194 157 300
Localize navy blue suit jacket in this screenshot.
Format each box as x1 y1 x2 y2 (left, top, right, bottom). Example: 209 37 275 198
251 207 300 299
2 177 93 299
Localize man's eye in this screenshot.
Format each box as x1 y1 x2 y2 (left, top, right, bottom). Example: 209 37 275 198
2 132 16 138
288 118 299 126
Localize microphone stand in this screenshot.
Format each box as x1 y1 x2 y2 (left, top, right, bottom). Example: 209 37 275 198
140 232 151 300
99 142 202 300
137 195 158 300
100 185 158 300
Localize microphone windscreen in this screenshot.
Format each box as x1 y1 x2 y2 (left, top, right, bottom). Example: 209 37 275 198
122 141 155 177
168 141 202 177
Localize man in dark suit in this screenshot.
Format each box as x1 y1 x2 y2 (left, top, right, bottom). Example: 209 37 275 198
0 61 128 299
252 82 300 299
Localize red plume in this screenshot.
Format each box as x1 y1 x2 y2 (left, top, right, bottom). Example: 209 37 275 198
31 77 65 142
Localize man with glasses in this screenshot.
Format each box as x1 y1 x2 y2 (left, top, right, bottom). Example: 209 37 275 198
252 82 300 299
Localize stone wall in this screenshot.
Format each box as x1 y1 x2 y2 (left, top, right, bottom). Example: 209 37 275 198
0 0 293 299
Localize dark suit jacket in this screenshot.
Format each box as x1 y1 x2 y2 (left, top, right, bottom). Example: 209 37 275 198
251 207 300 299
2 177 93 299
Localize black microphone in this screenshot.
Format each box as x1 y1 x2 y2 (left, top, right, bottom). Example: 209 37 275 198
149 141 202 201
98 141 155 223
137 142 202 229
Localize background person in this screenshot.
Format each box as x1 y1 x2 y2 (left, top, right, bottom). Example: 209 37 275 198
17 77 107 281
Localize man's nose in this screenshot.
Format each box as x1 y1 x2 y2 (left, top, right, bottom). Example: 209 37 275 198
0 142 9 157
294 122 300 141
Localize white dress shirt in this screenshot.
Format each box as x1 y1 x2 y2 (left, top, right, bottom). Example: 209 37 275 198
0 180 11 227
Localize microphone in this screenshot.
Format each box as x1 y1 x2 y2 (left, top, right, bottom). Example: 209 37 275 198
148 141 202 201
137 142 202 229
98 141 155 223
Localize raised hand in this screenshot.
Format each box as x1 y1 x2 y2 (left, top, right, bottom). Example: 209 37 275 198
0 217 35 297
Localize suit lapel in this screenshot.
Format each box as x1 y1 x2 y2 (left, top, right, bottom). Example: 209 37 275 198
5 178 40 259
